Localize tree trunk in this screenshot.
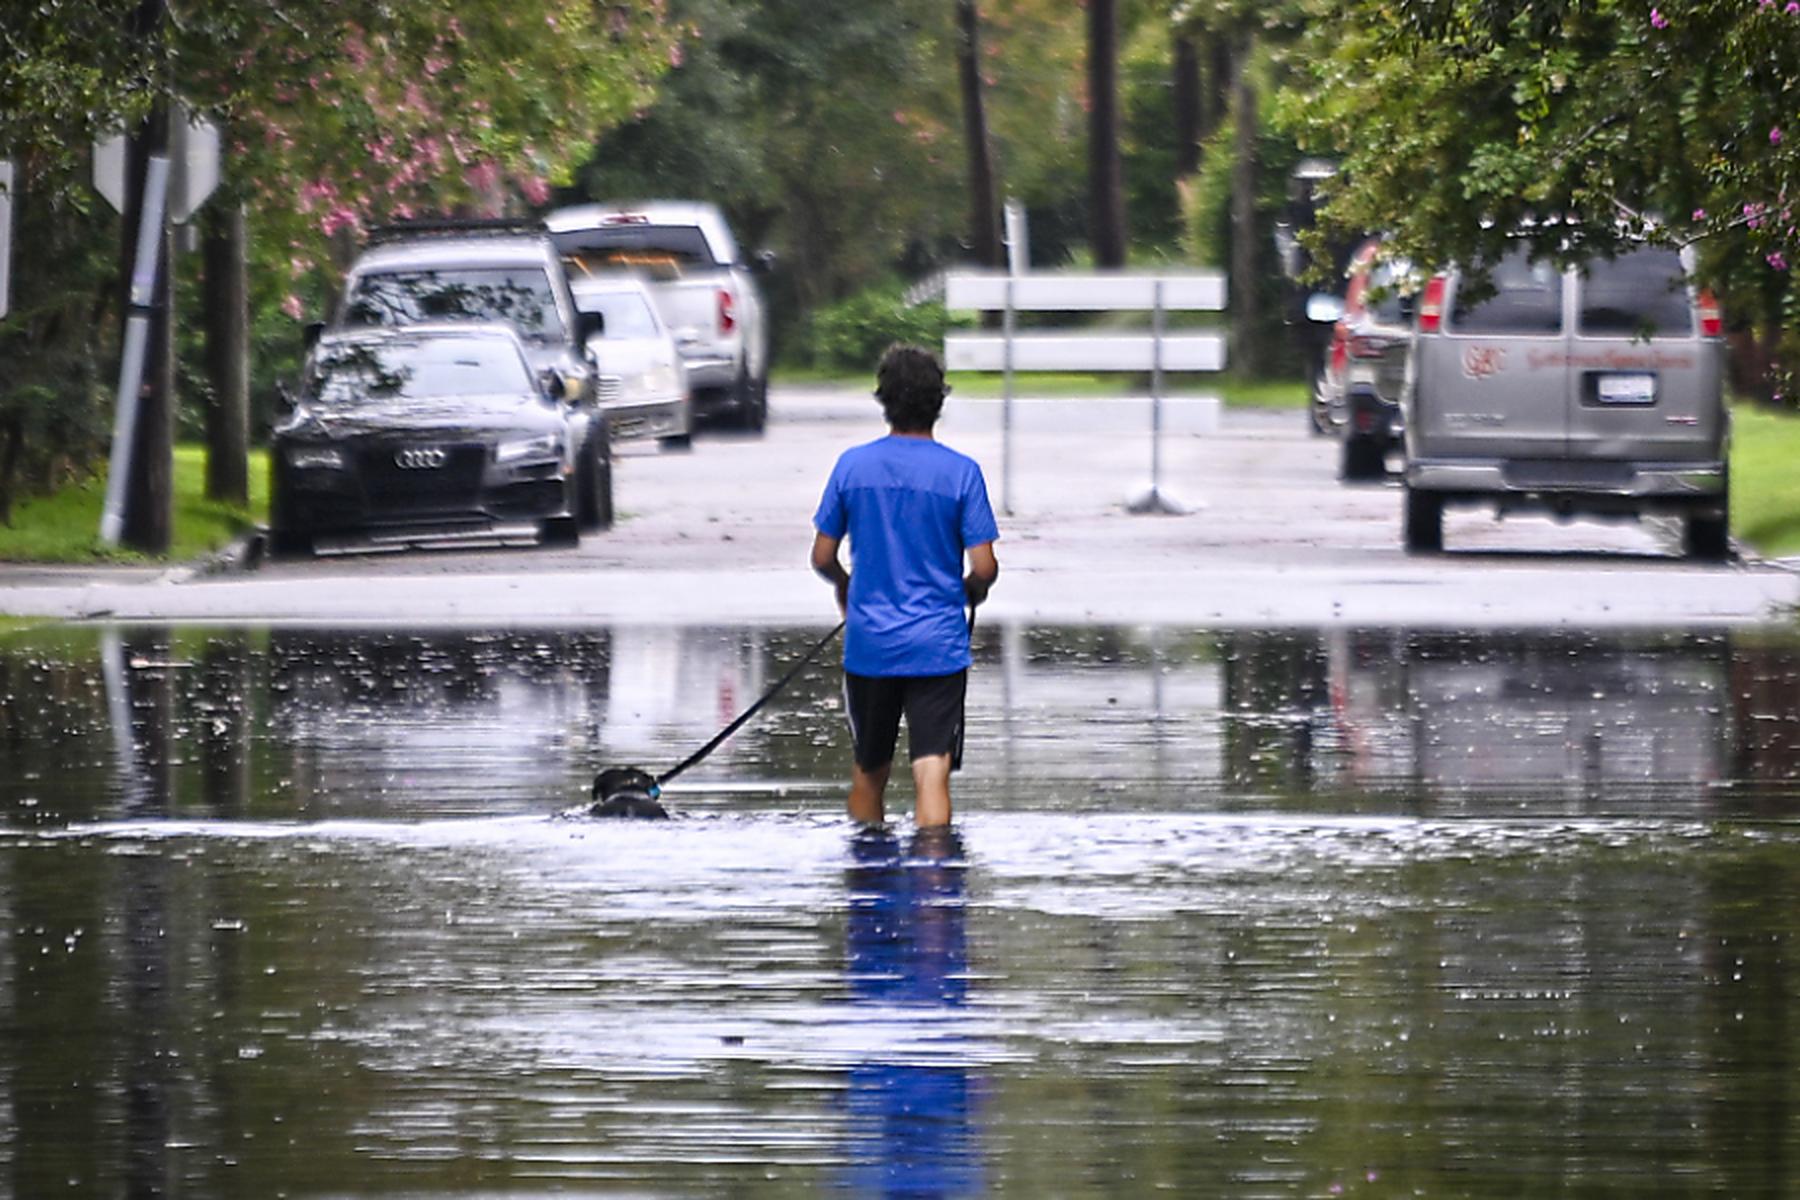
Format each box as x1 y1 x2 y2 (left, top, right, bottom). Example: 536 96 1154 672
955 0 1003 269
1228 34 1262 376
202 203 250 505
1202 34 1232 145
1086 0 1127 268
0 417 21 526
1173 33 1201 178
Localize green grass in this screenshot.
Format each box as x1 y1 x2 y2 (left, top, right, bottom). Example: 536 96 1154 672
1731 403 1800 557
0 446 269 564
773 365 1309 408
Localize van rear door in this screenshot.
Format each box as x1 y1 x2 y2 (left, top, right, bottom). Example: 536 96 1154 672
1418 249 1568 459
1567 249 1721 463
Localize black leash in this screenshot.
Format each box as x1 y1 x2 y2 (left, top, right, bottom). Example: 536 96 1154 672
952 603 975 772
645 620 846 795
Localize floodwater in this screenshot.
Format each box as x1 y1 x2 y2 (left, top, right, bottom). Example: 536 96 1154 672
5 622 1800 1197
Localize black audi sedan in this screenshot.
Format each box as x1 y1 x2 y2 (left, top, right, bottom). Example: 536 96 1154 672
271 324 608 555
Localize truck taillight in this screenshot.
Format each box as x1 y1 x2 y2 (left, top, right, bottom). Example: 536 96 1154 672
1698 289 1722 337
1419 274 1448 333
718 288 736 335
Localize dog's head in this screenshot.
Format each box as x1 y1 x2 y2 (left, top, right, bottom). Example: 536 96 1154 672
594 767 658 803
590 766 669 819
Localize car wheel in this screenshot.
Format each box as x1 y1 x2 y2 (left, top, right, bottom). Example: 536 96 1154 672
269 528 313 558
541 515 581 547
1684 488 1730 561
1403 486 1443 553
1340 435 1387 481
736 370 766 435
589 417 614 530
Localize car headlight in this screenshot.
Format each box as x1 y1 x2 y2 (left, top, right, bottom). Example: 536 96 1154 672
495 434 563 464
639 365 682 395
286 445 344 470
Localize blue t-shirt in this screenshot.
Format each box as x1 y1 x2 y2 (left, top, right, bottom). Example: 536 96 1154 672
814 435 999 677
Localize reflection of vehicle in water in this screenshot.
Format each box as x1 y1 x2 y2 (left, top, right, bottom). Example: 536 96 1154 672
1221 630 1728 806
601 628 771 772
841 828 983 1197
267 630 612 814
1403 633 1727 802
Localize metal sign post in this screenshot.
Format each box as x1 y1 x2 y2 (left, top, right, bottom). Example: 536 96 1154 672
0 161 13 319
1126 278 1185 513
99 153 171 546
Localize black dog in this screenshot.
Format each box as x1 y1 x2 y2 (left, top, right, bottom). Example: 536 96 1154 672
590 767 671 819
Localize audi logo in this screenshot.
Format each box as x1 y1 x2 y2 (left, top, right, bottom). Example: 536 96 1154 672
395 447 447 470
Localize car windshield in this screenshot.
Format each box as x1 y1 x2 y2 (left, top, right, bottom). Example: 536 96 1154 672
574 289 661 338
1450 249 1564 334
306 339 532 406
342 268 566 340
554 224 722 275
1578 249 1693 337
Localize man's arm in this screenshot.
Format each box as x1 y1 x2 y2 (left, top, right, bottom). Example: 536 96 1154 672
964 541 998 607
811 531 850 613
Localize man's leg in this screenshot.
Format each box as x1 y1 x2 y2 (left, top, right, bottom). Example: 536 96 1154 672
845 672 902 825
911 753 952 828
849 761 891 825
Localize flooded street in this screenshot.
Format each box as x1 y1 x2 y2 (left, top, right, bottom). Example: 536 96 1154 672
5 621 1800 1196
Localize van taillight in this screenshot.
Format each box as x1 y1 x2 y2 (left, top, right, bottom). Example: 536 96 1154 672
718 288 736 335
1419 275 1448 333
1698 290 1722 337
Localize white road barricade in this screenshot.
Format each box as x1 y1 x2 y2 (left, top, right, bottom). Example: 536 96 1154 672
944 269 1228 515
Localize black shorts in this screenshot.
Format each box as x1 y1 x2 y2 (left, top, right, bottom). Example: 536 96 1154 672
844 670 967 770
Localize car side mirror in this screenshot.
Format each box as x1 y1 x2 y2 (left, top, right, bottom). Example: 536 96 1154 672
577 310 604 342
274 381 297 413
302 321 325 351
538 369 565 401
1305 293 1345 324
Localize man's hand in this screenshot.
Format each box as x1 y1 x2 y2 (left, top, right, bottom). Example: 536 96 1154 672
811 531 851 614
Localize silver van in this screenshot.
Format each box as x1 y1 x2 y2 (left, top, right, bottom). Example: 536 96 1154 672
1401 246 1728 557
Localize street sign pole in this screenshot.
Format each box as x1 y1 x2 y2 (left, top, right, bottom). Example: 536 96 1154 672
0 161 14 319
99 151 170 547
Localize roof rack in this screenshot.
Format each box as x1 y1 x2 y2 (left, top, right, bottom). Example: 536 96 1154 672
365 217 548 246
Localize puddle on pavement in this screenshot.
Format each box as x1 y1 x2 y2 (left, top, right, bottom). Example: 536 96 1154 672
4 622 1800 1195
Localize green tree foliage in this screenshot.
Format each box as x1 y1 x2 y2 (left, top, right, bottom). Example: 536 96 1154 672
1279 0 1800 399
0 1 678 520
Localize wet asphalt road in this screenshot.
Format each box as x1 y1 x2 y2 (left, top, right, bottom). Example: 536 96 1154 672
0 385 1794 626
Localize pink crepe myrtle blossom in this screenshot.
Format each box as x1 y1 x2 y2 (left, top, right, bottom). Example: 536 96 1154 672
281 294 305 320
1650 7 1668 27
1770 252 1791 271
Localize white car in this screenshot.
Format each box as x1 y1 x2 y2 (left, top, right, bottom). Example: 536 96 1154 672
570 274 693 449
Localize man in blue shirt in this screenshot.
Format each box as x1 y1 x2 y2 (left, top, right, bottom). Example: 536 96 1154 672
812 344 1000 828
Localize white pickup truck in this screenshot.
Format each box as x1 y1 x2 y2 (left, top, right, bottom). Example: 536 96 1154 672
546 202 772 431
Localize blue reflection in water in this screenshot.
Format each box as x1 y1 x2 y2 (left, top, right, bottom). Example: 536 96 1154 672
841 827 983 1198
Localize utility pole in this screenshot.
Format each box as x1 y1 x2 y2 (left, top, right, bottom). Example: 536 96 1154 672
1086 0 1127 268
202 201 249 505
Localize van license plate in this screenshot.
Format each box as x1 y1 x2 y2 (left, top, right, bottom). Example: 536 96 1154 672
1597 373 1656 405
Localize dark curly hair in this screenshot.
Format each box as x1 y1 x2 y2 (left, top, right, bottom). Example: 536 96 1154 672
874 343 948 433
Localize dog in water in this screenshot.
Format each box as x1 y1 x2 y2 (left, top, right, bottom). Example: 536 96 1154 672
590 767 671 819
